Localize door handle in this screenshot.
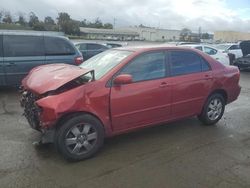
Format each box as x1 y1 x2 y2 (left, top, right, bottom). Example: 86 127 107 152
159 82 168 88
204 74 212 80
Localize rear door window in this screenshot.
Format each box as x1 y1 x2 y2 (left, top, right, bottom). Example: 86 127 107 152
3 35 44 57
170 51 203 76
45 36 75 55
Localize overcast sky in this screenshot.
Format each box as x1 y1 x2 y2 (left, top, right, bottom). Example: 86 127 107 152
1 0 250 32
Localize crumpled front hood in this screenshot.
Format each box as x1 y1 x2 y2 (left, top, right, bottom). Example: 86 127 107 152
240 41 250 57
22 63 92 95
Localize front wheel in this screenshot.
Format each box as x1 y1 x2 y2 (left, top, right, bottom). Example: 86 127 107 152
198 94 225 125
55 114 104 161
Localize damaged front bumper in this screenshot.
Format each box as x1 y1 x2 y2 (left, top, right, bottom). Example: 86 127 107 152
20 90 42 131
20 89 55 144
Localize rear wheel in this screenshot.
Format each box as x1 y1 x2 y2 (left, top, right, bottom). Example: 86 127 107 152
198 93 225 125
55 114 104 161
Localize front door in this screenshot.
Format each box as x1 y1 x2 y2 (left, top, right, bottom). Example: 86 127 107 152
110 51 172 132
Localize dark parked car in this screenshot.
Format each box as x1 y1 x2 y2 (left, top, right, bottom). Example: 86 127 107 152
75 42 108 61
103 43 123 48
0 31 83 86
21 46 241 161
234 40 250 70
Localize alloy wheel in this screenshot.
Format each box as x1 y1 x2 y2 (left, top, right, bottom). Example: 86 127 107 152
65 123 97 155
207 98 223 121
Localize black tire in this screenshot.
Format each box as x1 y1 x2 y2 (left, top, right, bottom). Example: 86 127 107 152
55 114 104 161
198 93 225 125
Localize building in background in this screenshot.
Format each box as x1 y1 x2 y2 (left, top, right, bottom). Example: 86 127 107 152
80 27 139 41
214 31 250 42
121 27 181 41
80 27 181 41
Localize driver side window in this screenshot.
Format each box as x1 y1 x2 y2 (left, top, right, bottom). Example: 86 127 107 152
120 51 166 82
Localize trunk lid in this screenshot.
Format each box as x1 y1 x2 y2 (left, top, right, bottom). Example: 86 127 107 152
22 63 93 95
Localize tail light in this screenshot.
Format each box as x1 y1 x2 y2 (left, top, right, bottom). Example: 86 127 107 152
74 56 84 65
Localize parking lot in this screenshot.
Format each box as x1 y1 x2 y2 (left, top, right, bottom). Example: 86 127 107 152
0 70 249 187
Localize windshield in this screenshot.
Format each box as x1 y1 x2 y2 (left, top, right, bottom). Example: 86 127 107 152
80 50 133 80
215 44 231 50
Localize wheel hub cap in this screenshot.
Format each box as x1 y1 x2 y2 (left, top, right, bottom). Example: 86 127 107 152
65 123 98 155
207 98 223 121
77 134 87 144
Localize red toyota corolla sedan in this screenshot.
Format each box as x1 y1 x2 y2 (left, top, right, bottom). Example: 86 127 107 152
20 46 241 161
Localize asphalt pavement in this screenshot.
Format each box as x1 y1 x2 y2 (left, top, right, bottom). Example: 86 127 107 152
0 72 250 188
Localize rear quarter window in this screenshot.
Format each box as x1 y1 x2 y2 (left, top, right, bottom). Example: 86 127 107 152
3 35 44 57
45 36 75 56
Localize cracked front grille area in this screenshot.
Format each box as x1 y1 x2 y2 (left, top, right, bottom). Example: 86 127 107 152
20 91 41 130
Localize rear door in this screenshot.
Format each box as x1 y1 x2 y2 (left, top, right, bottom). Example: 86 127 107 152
45 36 76 65
110 51 172 132
0 35 4 86
169 50 213 118
3 35 45 86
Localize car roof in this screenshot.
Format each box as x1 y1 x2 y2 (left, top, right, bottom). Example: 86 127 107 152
0 29 65 37
180 44 202 47
115 45 203 53
74 42 106 47
75 42 102 45
216 43 237 46
181 44 217 49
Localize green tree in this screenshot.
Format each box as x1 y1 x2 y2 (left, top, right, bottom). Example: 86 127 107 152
33 22 46 31
2 12 12 24
0 10 3 22
18 14 26 26
29 12 39 27
44 16 55 25
80 19 87 27
180 28 192 41
93 18 103 28
103 23 113 29
57 12 70 28
201 32 210 39
69 20 80 35
57 12 80 35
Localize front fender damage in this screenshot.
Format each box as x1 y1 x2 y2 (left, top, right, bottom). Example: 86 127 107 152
36 86 86 128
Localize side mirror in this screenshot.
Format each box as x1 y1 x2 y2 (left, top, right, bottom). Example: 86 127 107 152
113 74 133 85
